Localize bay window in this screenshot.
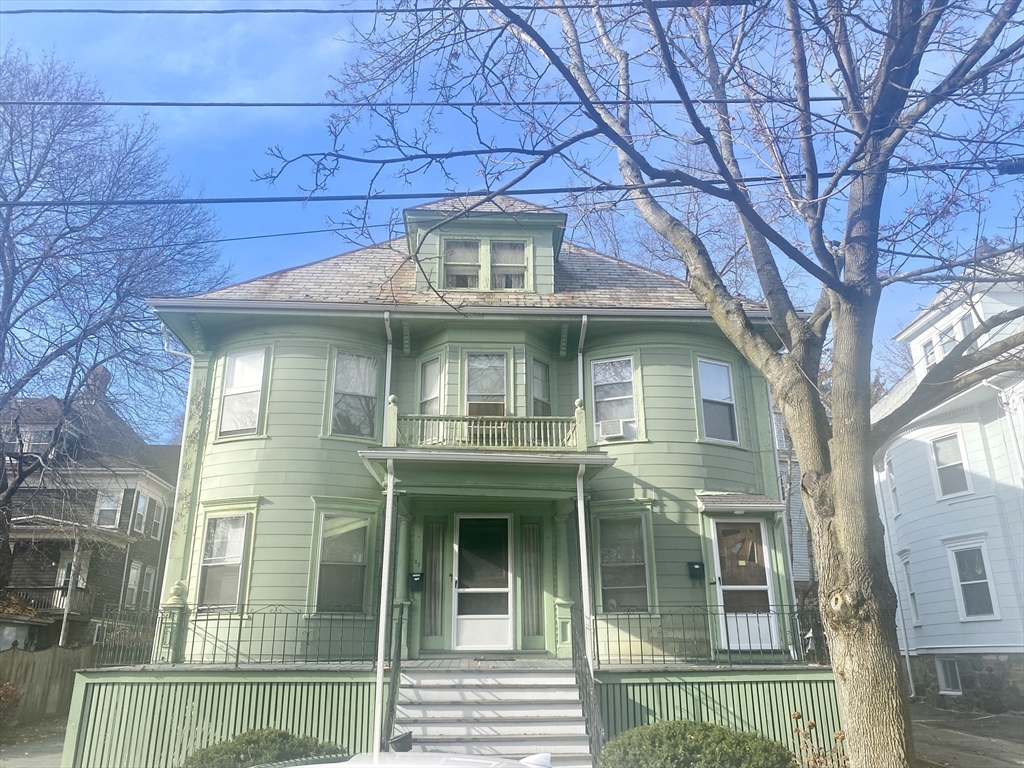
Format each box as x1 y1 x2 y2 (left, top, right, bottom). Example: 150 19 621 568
593 357 637 440
332 352 379 437
198 515 247 611
698 359 738 442
467 353 506 416
316 514 370 613
598 516 650 612
219 349 266 437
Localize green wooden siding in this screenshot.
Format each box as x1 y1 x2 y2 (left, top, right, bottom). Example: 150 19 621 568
597 668 842 756
62 669 377 768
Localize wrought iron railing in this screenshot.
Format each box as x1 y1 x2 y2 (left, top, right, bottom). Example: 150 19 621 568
571 603 606 762
396 414 583 450
94 602 383 666
593 605 829 667
2 586 95 615
381 603 406 752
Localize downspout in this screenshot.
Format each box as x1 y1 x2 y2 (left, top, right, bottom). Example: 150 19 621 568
372 458 397 759
161 323 193 360
577 315 588 402
875 462 915 697
58 535 81 647
766 387 797 610
119 542 132 606
576 463 595 670
383 312 394 405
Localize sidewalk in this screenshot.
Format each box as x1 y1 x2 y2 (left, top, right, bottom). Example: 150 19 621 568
912 702 1024 768
0 719 66 768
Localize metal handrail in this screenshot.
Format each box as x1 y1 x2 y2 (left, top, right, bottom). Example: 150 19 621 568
571 603 606 762
381 603 405 751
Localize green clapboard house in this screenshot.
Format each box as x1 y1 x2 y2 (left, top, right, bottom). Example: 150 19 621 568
62 196 839 768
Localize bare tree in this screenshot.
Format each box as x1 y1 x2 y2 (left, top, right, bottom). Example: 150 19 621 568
264 1 1024 765
0 47 227 589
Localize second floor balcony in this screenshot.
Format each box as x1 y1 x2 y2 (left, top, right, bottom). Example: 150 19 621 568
384 396 588 452
1 585 96 616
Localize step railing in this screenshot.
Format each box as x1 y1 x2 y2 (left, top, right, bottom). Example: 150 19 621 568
381 603 406 751
571 603 606 762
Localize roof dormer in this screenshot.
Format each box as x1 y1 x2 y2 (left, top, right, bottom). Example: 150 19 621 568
403 196 567 295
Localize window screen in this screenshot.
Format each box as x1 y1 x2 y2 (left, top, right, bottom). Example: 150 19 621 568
220 349 265 436
199 515 247 611
317 515 369 613
332 353 379 437
599 517 649 612
467 354 506 416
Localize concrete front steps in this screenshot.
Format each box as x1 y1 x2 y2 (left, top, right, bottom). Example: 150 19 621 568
395 666 595 768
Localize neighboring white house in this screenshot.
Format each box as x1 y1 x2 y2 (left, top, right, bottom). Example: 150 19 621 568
872 264 1024 713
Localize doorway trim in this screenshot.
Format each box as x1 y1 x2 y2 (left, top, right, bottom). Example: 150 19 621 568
453 513 514 651
710 517 779 650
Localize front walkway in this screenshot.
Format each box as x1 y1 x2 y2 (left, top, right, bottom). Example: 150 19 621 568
912 702 1024 768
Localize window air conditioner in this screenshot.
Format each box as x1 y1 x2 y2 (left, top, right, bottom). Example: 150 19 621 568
599 419 626 440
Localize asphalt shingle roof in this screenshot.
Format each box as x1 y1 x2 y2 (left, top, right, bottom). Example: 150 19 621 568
196 239 722 312
408 195 562 215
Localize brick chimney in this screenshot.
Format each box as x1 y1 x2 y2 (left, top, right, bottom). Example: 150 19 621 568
84 365 112 401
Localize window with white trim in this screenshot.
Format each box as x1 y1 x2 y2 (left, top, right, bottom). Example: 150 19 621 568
219 349 266 437
443 240 481 289
96 492 121 528
331 352 380 437
124 561 142 608
900 554 920 624
593 357 637 441
948 543 996 618
938 325 957 355
420 357 441 415
316 514 370 613
532 359 551 416
198 515 248 612
698 359 738 442
959 313 978 352
151 503 164 541
467 353 506 416
597 516 649 612
923 340 937 369
931 433 970 497
141 567 156 607
885 457 901 516
937 657 962 694
132 493 148 533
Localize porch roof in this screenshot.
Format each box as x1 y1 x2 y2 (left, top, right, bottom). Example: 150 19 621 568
695 492 784 513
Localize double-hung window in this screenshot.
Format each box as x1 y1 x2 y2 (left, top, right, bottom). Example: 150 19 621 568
96 492 121 527
900 554 920 623
698 359 738 442
151 503 164 541
923 340 937 369
593 358 637 441
598 517 649 612
939 326 957 355
219 349 266 437
141 567 156 608
444 240 481 289
331 352 379 437
420 357 441 415
198 515 248 611
532 359 551 416
316 514 370 613
931 433 969 497
885 457 901 516
490 242 526 289
467 353 506 416
124 561 142 607
959 313 978 352
948 544 996 618
132 493 148 533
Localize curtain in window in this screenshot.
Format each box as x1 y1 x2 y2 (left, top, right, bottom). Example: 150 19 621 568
444 240 480 288
467 354 506 416
491 242 526 289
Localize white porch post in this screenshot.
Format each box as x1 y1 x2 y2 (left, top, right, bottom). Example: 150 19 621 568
58 535 81 647
575 463 595 669
372 458 396 758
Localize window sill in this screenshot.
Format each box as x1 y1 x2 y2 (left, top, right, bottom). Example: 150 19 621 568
958 614 1001 622
938 690 963 696
935 490 974 501
696 438 748 451
319 433 382 446
589 438 651 448
213 433 268 446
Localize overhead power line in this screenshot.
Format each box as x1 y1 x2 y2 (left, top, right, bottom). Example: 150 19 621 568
0 97 847 108
2 1 751 15
0 162 1012 209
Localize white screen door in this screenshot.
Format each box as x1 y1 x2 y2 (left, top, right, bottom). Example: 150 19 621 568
713 519 779 650
454 516 513 650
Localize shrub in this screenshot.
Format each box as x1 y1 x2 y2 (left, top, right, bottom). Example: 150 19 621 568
180 728 347 768
0 682 22 730
599 719 798 768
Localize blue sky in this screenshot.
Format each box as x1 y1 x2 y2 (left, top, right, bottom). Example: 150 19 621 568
4 0 1006 349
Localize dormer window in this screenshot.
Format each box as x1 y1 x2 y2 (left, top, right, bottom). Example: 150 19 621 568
444 240 480 289
442 238 529 291
922 340 937 369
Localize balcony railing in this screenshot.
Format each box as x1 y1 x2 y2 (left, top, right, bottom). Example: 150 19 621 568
1 586 95 616
593 605 828 667
95 603 383 667
385 396 589 451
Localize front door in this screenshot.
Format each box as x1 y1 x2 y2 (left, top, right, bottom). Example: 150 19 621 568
712 519 779 650
454 515 513 650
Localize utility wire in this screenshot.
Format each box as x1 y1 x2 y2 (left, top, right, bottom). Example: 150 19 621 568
0 97 847 107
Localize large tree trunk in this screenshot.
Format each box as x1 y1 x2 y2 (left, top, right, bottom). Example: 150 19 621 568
795 294 914 768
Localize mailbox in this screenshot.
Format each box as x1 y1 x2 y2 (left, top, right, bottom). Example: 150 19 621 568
687 561 705 582
409 573 425 592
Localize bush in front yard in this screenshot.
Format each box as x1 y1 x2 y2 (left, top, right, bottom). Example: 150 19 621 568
180 728 347 768
599 719 797 768
0 682 21 729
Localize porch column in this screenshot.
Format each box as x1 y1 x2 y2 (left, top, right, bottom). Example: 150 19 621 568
553 511 573 659
394 510 412 658
576 464 595 669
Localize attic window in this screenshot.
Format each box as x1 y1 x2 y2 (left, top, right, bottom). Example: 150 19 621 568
491 242 526 289
444 240 480 289
442 238 530 291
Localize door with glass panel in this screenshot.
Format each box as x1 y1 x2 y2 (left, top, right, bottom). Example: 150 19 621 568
465 353 506 446
453 516 513 650
712 519 779 650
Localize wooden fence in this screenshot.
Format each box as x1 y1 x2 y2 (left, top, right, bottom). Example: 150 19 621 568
0 645 95 726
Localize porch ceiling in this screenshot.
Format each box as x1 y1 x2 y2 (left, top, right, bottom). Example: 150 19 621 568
358 448 614 497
